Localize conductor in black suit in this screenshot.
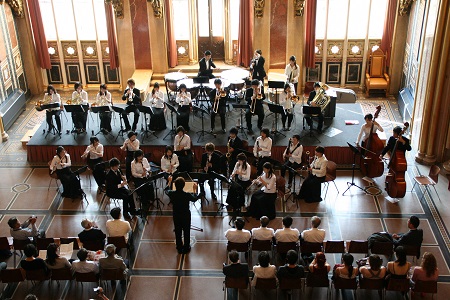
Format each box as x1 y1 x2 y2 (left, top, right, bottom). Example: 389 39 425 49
200 143 222 200
250 49 266 84
223 250 249 299
208 78 228 133
121 78 142 131
198 50 217 78
245 79 265 134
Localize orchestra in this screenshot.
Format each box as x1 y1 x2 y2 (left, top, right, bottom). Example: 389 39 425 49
298 146 328 203
250 49 266 84
200 143 221 200
306 82 325 133
284 55 299 93
131 149 155 210
161 145 179 179
247 162 277 220
121 78 141 132
81 136 105 189
120 131 140 180
227 127 244 171
226 152 252 210
281 135 303 189
198 50 217 78
50 146 83 199
174 126 193 172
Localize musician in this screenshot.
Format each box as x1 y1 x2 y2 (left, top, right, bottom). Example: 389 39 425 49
381 126 412 158
50 146 83 199
198 50 217 79
71 82 89 133
279 83 295 131
44 85 62 134
161 146 179 179
356 114 384 148
176 84 192 132
250 50 266 84
298 146 328 203
174 126 193 172
120 131 140 180
209 78 227 133
200 143 221 200
253 128 272 175
131 149 154 210
81 136 105 189
148 82 167 131
248 162 277 220
105 158 137 219
281 135 303 189
306 82 324 133
245 79 266 134
227 127 244 169
285 55 299 93
96 84 113 133
226 153 252 209
121 78 141 132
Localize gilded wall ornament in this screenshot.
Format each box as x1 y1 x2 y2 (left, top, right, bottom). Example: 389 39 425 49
293 0 305 17
254 0 265 18
105 0 124 19
148 0 163 18
0 0 24 18
399 0 416 16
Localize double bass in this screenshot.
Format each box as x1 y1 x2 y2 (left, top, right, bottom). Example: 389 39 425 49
385 123 409 198
360 106 384 178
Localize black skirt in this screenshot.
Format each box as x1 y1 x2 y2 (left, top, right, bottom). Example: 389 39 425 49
248 191 277 220
149 107 166 130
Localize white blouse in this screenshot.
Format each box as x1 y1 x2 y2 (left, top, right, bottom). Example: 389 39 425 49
71 90 89 105
257 171 277 194
283 142 303 164
284 64 300 84
356 124 384 144
311 155 328 178
50 154 72 171
131 158 150 178
44 93 61 111
174 134 191 150
96 91 112 105
161 154 180 173
279 91 295 111
150 90 165 108
121 138 140 152
82 143 104 160
253 136 272 158
176 92 192 107
232 162 251 181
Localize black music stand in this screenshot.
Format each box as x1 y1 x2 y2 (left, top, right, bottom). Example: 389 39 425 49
41 103 62 138
112 105 127 141
137 105 158 142
232 103 250 139
300 106 321 143
284 164 302 206
193 76 210 111
73 165 89 204
64 104 89 138
210 171 230 215
267 102 286 138
163 101 179 140
188 172 210 211
148 172 166 216
91 105 113 136
342 142 367 195
192 104 214 142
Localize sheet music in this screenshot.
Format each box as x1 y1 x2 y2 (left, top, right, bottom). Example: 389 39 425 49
59 242 74 260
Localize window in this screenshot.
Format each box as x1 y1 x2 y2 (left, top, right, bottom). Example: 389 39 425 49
326 0 348 39
173 0 190 40
368 0 388 39
347 0 370 39
211 0 224 37
230 0 240 40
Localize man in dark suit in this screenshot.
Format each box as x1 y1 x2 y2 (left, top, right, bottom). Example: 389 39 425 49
208 78 228 133
198 50 217 78
250 49 266 84
105 158 137 219
392 215 423 257
245 79 265 134
381 125 412 157
223 250 249 299
78 218 106 248
227 127 244 169
200 143 222 200
121 78 141 131
305 82 324 133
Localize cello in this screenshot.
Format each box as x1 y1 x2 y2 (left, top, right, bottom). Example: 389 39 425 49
385 123 409 198
360 106 385 178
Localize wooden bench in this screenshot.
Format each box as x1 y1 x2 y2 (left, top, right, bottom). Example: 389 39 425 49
131 69 153 101
21 123 41 147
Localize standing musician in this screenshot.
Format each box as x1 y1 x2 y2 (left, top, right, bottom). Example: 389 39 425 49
50 146 83 199
226 153 252 210
105 158 137 219
305 82 324 134
71 82 89 133
198 50 217 78
380 126 412 158
174 126 193 172
161 146 179 179
121 78 141 132
250 49 266 84
247 162 277 220
227 127 244 170
281 135 303 189
131 149 154 211
253 128 272 175
298 146 328 203
209 78 227 134
356 113 384 149
96 84 113 133
120 131 140 180
245 79 266 134
285 55 299 93
176 84 192 132
81 136 105 189
200 143 221 201
279 83 296 131
43 85 62 134
149 82 167 131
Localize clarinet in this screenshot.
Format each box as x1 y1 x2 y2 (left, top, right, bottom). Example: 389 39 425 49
284 138 292 162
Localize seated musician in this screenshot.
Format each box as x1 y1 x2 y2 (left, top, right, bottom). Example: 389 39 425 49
174 126 193 172
200 143 221 201
71 82 89 133
281 135 303 189
305 82 324 134
81 136 105 190
356 113 384 149
209 78 227 134
248 162 277 220
298 146 328 203
105 158 137 220
120 131 140 180
43 85 62 134
50 146 83 199
149 82 167 131
198 50 217 79
131 149 154 213
161 146 179 180
96 84 113 134
176 84 192 132
121 78 141 132
226 153 252 210
253 128 272 176
380 126 412 159
279 83 295 131
227 127 244 170
245 79 265 134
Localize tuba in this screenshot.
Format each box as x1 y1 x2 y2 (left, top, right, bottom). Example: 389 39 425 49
311 84 331 113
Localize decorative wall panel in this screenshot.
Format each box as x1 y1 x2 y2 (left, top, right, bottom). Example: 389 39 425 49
47 63 63 84
103 62 119 84
65 64 81 83
84 63 100 84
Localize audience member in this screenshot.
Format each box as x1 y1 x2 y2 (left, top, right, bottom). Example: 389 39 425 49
301 216 325 243
359 254 386 279
78 218 106 247
333 253 358 279
20 244 49 275
251 216 274 241
45 243 71 269
99 244 128 275
251 251 276 286
223 250 249 278
106 207 132 243
71 248 99 274
392 215 423 256
411 252 439 283
277 250 304 279
386 246 411 279
8 216 44 241
225 218 251 243
309 252 331 273
274 216 299 242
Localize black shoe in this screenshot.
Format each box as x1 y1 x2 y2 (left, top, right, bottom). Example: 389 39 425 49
222 129 226 133
247 129 253 134
125 126 131 131
177 248 183 254
212 193 217 201
182 246 191 254
132 126 136 131
317 129 323 134
209 129 214 133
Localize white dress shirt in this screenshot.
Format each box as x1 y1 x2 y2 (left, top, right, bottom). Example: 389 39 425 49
150 90 165 108
83 143 104 160
131 158 150 178
356 124 383 144
232 162 251 181
284 64 299 84
122 138 140 152
44 93 61 111
275 227 300 242
301 227 326 243
252 227 275 241
176 92 192 107
71 90 89 104
225 228 251 243
252 265 277 286
311 155 328 178
50 154 71 171
279 91 294 111
161 154 179 173
253 136 272 158
174 134 191 150
283 142 303 164
106 219 132 242
96 91 112 105
257 172 276 194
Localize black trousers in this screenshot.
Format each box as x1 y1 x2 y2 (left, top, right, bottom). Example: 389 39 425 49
99 112 112 132
249 191 277 220
122 106 140 130
133 177 155 205
173 214 191 250
210 111 226 130
245 107 264 130
109 188 136 214
56 168 82 198
178 151 193 172
298 174 325 202
87 157 105 187
281 161 301 184
149 108 166 130
46 110 61 132
226 178 251 208
281 112 294 128
125 151 135 181
71 111 88 129
305 113 324 130
256 156 270 176
177 106 190 131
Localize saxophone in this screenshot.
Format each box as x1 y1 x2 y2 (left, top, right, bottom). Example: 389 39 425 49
311 85 331 113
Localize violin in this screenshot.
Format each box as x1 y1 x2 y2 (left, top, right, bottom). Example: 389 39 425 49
385 122 409 198
360 105 384 178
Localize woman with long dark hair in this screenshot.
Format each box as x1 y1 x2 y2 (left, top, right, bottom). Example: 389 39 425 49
50 146 83 198
45 243 71 269
43 85 62 134
248 162 277 220
96 83 113 133
285 55 299 93
131 149 154 210
176 84 192 132
81 136 105 189
387 246 411 279
334 253 358 279
149 82 167 131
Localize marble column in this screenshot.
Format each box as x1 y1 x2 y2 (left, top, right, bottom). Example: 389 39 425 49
147 2 168 73
269 0 287 69
253 2 270 68
130 0 152 68
116 0 136 87
286 0 304 94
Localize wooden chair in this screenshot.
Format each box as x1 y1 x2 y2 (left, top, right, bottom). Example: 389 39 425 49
306 269 330 298
411 165 441 201
100 268 126 292
25 269 51 287
347 240 369 256
36 237 55 251
250 239 273 266
412 280 438 299
60 237 80 250
371 241 394 258
0 268 26 294
384 277 410 298
404 244 421 262
365 48 390 97
81 240 105 252
74 271 99 286
48 161 61 191
300 240 323 254
107 236 132 258
276 175 286 202
254 277 277 299
223 276 250 300
276 242 298 257
50 267 73 285
323 161 339 199
332 276 357 299
324 240 345 254
0 237 12 254
303 81 315 100
12 238 32 265
359 277 385 296
278 277 303 297
226 241 250 263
